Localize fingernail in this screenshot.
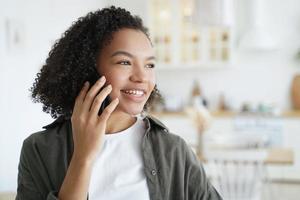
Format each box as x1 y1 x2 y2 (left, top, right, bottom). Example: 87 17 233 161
107 84 112 89
100 76 106 82
84 81 89 86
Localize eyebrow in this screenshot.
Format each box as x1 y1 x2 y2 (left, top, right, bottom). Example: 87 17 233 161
110 50 156 61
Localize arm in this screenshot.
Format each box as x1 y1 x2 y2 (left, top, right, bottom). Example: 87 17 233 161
16 139 61 200
57 154 93 200
16 141 43 200
58 77 119 200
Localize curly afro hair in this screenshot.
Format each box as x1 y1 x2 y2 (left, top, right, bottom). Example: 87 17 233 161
30 6 161 119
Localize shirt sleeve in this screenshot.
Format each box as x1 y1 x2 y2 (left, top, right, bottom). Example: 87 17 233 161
15 140 59 200
182 141 223 200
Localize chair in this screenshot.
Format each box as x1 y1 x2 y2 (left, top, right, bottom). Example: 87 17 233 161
205 149 267 200
201 115 282 199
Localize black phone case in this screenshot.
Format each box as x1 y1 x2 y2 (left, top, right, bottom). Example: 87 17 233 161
98 95 111 116
89 72 111 116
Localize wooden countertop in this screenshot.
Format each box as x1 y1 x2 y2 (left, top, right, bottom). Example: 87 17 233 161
264 148 294 165
197 148 294 165
211 110 300 118
150 110 296 165
150 110 300 118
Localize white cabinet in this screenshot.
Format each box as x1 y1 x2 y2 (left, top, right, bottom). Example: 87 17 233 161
157 114 300 181
148 0 234 69
207 117 300 181
279 118 300 180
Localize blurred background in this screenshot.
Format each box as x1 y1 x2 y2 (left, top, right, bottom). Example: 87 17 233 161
0 0 300 199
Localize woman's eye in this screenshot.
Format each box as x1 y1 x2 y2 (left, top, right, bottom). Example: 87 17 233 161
118 60 131 65
146 63 155 68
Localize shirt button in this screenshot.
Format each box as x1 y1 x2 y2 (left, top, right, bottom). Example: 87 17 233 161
151 170 157 176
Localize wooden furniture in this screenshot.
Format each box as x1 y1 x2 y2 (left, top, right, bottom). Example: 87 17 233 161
264 148 294 165
152 110 295 164
204 149 266 200
150 110 300 118
197 148 294 165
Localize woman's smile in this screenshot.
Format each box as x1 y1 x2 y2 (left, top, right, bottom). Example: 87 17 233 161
97 28 156 116
120 88 147 103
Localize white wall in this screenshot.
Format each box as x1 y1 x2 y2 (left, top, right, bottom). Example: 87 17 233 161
156 0 300 111
0 0 106 192
1 0 300 192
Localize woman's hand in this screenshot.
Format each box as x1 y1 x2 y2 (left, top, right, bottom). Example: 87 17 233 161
71 76 119 164
59 76 118 200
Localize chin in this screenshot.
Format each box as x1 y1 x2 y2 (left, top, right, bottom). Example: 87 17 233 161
126 108 143 116
118 105 144 116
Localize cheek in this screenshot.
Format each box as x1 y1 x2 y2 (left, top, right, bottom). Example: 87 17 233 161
105 73 127 96
149 72 156 90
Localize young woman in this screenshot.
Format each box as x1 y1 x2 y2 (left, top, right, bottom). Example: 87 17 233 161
16 6 222 200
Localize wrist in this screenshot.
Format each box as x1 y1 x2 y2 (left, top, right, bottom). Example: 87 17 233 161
71 152 95 168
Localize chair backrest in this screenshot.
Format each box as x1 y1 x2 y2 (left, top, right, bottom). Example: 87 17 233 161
205 150 267 200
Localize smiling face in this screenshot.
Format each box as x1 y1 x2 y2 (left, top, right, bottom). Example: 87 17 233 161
96 28 156 116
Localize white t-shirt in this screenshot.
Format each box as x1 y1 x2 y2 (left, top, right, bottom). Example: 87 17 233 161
88 117 150 200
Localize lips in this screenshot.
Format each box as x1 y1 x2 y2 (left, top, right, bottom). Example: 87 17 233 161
121 89 145 96
120 89 147 102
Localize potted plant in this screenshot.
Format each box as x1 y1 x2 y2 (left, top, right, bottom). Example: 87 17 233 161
291 50 300 110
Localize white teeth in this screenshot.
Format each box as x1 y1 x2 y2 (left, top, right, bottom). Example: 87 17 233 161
123 89 144 96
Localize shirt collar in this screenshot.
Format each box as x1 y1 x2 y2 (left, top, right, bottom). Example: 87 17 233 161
143 114 169 132
43 114 169 132
42 115 70 129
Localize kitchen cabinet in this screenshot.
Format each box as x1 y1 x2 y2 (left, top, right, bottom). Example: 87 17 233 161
148 0 234 69
152 111 300 181
206 116 300 181
272 118 300 180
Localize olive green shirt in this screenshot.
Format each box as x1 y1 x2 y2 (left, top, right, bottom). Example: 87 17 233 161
16 115 222 200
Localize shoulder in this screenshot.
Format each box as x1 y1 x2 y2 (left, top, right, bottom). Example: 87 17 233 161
144 114 192 155
18 117 73 197
22 117 72 157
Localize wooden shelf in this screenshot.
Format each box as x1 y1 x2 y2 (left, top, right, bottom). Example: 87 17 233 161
150 110 300 118
197 148 294 165
281 110 300 118
265 148 294 165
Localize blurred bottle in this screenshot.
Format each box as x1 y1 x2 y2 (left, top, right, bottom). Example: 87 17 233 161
291 74 300 110
190 80 208 108
218 93 229 111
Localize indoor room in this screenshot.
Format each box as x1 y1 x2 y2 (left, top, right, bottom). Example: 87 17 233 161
1 0 300 199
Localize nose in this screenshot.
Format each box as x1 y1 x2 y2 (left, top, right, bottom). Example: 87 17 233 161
129 64 148 83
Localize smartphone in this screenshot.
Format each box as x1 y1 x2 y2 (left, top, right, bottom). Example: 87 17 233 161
89 73 111 116
99 95 111 116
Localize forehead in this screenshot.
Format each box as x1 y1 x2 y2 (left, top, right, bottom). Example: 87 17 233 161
102 28 154 57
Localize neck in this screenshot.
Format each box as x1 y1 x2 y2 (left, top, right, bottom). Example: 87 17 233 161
105 111 137 134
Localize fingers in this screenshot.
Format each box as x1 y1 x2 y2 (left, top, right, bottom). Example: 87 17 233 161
73 81 90 115
89 84 112 117
98 98 119 123
81 76 106 113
